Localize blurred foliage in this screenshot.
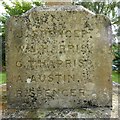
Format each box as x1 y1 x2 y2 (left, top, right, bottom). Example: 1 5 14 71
2 0 33 16
0 14 8 40
1 0 42 37
112 71 120 83
74 1 120 24
112 44 120 71
0 0 42 66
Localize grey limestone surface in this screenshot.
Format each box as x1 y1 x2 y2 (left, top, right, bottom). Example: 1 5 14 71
6 5 113 108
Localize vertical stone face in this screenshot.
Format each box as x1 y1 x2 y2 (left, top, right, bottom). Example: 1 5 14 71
6 5 112 108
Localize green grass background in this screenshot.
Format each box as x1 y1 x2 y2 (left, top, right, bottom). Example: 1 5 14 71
0 72 6 84
112 71 120 84
0 71 119 85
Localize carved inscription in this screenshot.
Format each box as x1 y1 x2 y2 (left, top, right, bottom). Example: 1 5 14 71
16 88 84 98
14 27 95 103
7 8 112 108
12 16 95 107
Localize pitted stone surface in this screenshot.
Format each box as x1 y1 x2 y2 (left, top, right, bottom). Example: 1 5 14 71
6 5 112 108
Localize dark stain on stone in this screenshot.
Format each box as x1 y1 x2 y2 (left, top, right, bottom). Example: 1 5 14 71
90 36 92 38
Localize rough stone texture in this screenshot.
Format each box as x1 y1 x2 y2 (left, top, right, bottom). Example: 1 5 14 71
6 5 112 109
1 83 120 119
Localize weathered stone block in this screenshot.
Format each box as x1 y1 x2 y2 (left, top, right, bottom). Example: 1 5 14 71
6 5 112 108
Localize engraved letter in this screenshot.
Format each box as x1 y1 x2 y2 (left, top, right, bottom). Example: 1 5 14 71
59 45 65 53
62 89 68 96
74 30 81 37
70 89 76 96
48 74 53 82
55 74 62 83
68 44 74 52
65 59 71 67
65 30 71 38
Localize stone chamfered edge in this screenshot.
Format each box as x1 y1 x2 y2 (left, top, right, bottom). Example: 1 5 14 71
6 5 112 44
5 5 112 37
5 5 113 108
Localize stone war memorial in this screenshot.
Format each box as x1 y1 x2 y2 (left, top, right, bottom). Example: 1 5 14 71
6 1 113 109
